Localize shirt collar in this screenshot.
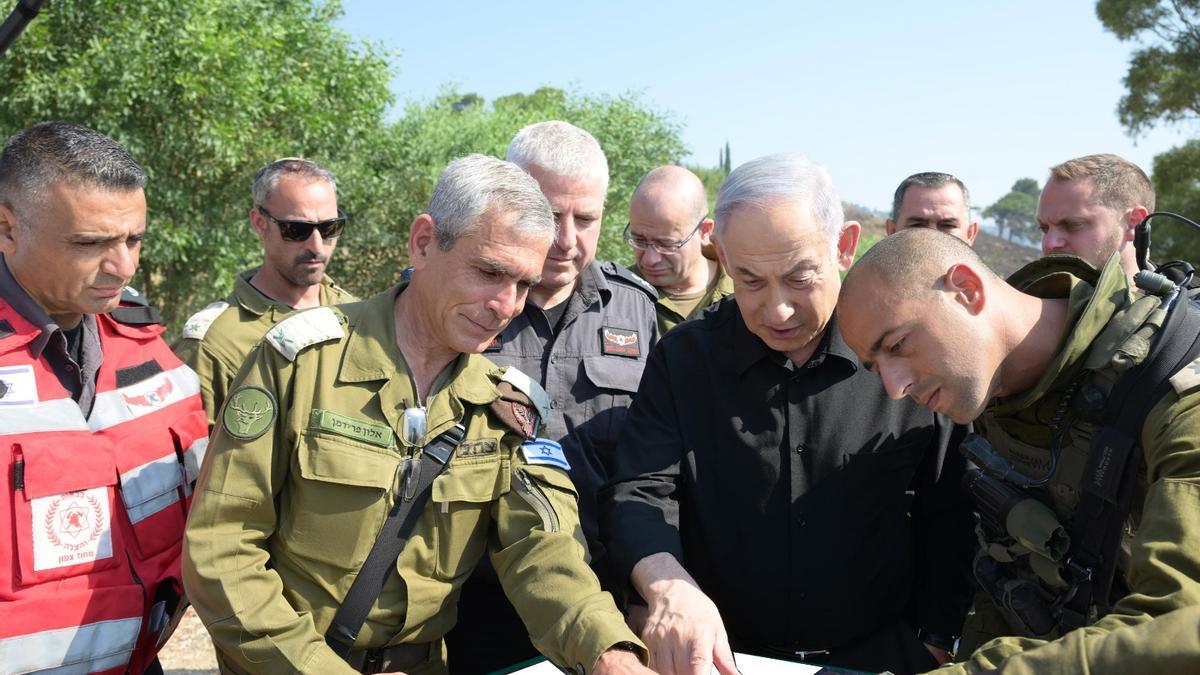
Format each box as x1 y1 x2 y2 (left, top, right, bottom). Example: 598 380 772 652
233 267 342 317
733 302 859 376
0 254 65 358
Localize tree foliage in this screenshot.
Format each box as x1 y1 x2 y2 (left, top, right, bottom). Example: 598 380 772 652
1096 0 1200 135
984 179 1041 243
0 3 688 332
1150 140 1200 263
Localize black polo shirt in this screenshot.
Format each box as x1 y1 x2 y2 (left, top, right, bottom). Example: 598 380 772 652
600 296 976 663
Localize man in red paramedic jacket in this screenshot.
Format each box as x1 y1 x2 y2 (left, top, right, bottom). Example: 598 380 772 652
0 121 207 675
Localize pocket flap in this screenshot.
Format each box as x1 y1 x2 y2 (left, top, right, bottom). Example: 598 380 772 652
521 462 578 495
433 458 504 503
581 356 644 393
19 438 117 499
297 432 397 489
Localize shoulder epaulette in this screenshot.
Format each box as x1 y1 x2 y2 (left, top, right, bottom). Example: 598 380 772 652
120 285 149 306
107 285 164 325
498 366 550 421
181 301 231 340
489 367 550 439
601 261 659 300
264 306 345 361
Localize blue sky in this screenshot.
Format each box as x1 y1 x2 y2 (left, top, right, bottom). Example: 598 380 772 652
337 0 1194 215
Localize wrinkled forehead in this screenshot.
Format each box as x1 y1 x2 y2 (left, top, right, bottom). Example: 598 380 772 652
900 185 968 218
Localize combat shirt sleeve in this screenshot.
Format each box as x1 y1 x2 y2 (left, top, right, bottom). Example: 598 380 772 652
598 339 687 593
942 386 1200 675
172 337 235 428
182 341 357 675
909 417 976 638
491 441 646 674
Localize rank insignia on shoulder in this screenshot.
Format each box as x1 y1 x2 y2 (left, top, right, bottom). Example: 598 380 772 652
265 307 344 361
1171 356 1200 396
222 386 276 440
521 438 570 471
485 334 502 353
601 326 641 358
492 382 542 439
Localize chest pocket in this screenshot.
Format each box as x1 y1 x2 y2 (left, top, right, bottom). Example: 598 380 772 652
9 437 124 585
284 431 397 568
579 356 645 459
427 449 507 581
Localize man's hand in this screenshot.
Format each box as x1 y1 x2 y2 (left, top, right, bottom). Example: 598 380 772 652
631 553 739 675
594 648 655 674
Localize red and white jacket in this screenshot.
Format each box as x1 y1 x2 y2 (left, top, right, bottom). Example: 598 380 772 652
0 299 207 674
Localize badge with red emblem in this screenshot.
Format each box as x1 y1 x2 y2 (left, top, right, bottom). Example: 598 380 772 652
31 487 113 571
601 326 640 358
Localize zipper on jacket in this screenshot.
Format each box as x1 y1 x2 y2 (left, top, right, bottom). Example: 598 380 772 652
13 452 24 491
513 470 559 533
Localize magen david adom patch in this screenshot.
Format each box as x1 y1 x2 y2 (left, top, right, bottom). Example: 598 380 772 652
222 386 277 441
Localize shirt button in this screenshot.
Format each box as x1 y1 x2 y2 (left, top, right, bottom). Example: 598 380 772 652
65 364 77 372
551 400 561 409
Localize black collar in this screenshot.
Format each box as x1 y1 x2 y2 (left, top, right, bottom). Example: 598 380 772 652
732 304 859 376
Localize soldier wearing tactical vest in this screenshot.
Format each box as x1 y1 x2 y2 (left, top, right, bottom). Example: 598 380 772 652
838 228 1200 675
625 165 734 335
174 157 356 427
182 154 650 675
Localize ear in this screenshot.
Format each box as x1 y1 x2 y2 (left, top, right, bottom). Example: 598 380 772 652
965 220 980 246
698 217 716 246
1123 206 1149 242
249 206 268 242
407 213 437 270
944 263 986 315
884 218 898 236
0 201 18 255
836 221 862 271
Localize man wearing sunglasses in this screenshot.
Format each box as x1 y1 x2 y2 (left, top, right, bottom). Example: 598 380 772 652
174 157 356 426
627 165 733 335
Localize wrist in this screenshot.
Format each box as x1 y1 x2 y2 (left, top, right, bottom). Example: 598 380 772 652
916 628 960 657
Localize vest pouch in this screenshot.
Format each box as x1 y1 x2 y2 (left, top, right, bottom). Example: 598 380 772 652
115 423 193 561
284 431 396 568
10 437 123 585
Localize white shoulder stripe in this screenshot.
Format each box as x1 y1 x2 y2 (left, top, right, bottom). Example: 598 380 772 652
88 364 201 432
0 397 89 435
500 367 550 421
264 306 344 361
181 300 231 340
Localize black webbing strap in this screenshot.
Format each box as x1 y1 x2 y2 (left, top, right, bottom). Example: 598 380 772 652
325 423 467 659
1060 295 1200 630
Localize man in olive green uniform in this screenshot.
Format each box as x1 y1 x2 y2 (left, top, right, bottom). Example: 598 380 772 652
837 228 1200 675
626 165 733 334
174 157 356 425
183 154 650 675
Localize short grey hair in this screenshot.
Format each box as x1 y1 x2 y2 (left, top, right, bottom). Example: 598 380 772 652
0 121 146 214
427 154 555 250
714 153 844 253
506 121 609 192
251 157 337 207
890 172 970 221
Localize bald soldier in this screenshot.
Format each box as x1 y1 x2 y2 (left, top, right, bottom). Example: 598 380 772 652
837 229 1200 675
626 166 733 334
885 172 979 245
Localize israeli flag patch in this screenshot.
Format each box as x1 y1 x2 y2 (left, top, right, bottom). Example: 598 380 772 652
521 438 570 471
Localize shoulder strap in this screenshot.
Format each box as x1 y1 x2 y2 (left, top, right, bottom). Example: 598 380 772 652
324 422 467 659
601 261 659 301
1061 295 1200 630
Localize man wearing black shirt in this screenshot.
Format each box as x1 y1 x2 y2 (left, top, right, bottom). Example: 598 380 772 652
600 153 976 675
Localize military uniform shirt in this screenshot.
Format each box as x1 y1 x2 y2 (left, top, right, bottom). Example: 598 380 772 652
182 283 641 675
173 267 356 426
637 253 736 335
484 260 658 556
944 256 1200 675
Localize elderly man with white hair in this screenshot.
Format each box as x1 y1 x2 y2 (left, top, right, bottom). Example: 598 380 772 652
446 121 659 673
599 154 977 675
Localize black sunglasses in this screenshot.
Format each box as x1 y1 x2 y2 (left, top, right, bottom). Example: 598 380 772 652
257 206 347 241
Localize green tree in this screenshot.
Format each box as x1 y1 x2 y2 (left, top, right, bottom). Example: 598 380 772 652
984 179 1041 243
0 0 395 330
1098 0 1200 264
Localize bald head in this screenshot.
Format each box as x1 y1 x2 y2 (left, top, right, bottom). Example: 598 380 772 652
843 228 995 303
631 165 709 224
